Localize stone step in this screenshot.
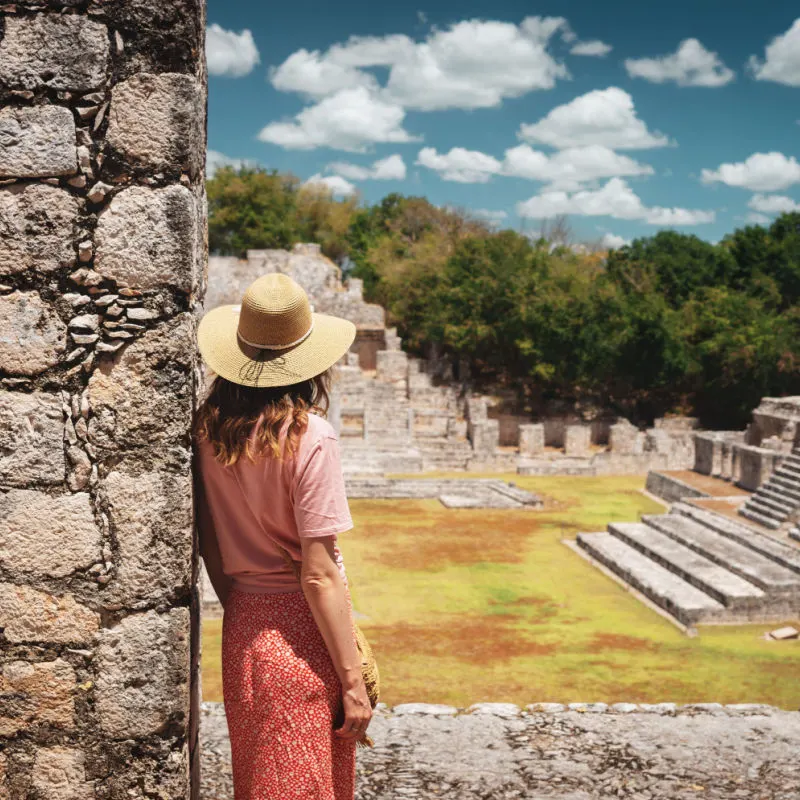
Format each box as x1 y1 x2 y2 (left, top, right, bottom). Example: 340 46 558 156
758 484 800 506
576 532 726 626
744 497 791 522
739 506 782 530
672 503 800 574
771 474 800 495
775 463 800 482
607 522 765 609
641 514 800 594
750 491 795 515
790 527 800 544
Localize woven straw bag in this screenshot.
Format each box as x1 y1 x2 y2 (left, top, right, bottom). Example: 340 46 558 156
277 546 380 749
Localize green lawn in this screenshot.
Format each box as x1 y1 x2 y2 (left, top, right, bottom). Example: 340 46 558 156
202 474 800 709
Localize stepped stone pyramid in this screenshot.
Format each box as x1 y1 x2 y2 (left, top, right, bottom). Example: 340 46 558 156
576 502 800 628
739 446 800 530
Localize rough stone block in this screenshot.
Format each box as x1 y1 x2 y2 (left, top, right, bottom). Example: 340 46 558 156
0 106 76 178
32 747 93 800
0 659 75 736
564 424 591 457
469 419 499 454
375 350 408 384
610 420 642 455
94 185 200 292
0 14 109 91
0 290 67 375
518 423 544 456
0 184 78 275
0 391 65 485
88 314 194 448
95 608 190 738
0 490 101 578
106 73 204 176
0 584 99 644
103 469 193 605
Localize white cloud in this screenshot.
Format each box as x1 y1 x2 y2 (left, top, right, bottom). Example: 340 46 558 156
269 49 377 98
570 40 612 57
748 18 800 86
206 149 258 178
303 174 357 197
257 88 419 152
600 233 631 249
503 144 653 189
416 147 502 183
268 17 570 113
517 177 715 225
327 154 407 181
748 193 800 214
746 212 771 224
473 209 508 225
624 38 734 87
700 152 800 192
206 24 260 77
519 87 672 150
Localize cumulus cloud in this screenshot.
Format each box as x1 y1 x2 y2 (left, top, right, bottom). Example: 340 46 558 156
700 152 800 192
624 38 735 87
416 147 502 183
600 232 631 249
748 18 800 86
206 149 258 178
746 212 771 224
570 40 612 57
748 193 800 214
327 154 407 181
257 88 419 152
519 87 672 150
303 174 357 197
206 24 260 77
268 17 570 114
516 177 715 225
473 209 509 225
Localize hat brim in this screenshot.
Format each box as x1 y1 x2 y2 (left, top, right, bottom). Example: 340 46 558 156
197 305 357 388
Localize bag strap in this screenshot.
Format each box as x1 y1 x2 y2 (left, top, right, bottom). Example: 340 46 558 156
228 467 303 583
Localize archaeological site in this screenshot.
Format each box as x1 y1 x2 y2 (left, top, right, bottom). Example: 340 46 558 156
1 1 799 799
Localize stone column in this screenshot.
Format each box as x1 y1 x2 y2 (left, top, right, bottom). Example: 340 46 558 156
0 2 206 798
564 425 591 457
518 423 545 456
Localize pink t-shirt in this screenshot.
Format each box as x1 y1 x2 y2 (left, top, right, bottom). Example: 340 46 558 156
194 412 353 593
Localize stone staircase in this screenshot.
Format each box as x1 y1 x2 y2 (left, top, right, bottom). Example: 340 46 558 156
576 502 800 628
738 447 800 530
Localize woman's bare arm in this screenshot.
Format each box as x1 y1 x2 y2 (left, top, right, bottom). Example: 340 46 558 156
299 535 371 739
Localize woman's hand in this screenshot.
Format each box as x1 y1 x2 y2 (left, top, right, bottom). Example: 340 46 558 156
334 678 372 740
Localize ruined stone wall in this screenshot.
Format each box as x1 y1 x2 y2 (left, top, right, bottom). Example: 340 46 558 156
0 2 206 797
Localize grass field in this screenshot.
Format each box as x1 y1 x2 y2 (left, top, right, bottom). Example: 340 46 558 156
201 474 800 709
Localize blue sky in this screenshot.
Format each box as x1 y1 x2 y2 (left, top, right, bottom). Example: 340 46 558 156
206 0 800 247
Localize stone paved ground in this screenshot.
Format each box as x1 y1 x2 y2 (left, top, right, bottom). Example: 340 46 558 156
200 701 800 799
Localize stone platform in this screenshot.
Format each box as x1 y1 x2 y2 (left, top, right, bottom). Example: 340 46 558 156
576 502 800 629
200 701 800 799
345 477 542 509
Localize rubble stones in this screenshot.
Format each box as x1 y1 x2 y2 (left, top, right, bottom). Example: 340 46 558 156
0 290 67 375
0 490 101 577
88 314 194 448
95 608 190 738
0 583 99 644
106 73 205 176
0 391 65 485
0 659 76 736
0 14 109 91
0 106 77 178
94 185 200 292
0 184 79 275
32 747 95 800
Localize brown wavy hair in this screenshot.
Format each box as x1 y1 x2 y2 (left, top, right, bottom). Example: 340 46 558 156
193 369 332 465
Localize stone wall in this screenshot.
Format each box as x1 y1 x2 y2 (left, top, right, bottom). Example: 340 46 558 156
0 2 206 798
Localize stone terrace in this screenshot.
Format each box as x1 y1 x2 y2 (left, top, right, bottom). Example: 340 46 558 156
201 701 800 800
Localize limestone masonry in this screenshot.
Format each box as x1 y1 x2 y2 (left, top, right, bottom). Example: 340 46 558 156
0 1 207 798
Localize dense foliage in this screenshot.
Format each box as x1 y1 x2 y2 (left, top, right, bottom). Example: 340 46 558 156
207 166 800 428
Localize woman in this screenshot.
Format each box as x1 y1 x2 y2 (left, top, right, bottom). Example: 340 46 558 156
193 272 371 799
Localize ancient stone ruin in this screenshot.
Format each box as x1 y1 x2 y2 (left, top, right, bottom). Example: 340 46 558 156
0 1 206 796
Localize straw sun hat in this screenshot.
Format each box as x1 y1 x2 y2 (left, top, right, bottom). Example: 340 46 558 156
197 273 356 388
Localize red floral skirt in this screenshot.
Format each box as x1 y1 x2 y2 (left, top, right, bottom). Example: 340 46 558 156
221 587 357 800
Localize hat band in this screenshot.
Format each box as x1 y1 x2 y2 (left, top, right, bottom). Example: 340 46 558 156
237 320 315 350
